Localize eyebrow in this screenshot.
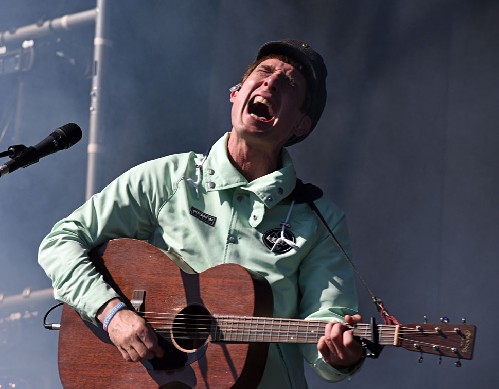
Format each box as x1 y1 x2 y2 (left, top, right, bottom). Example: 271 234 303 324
258 64 274 73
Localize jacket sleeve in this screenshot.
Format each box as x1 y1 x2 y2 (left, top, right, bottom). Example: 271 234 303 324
297 198 363 382
38 162 163 325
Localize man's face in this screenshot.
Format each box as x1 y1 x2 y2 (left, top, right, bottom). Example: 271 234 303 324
230 58 311 150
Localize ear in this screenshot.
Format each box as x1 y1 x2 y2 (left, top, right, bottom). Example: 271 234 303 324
294 114 312 138
229 89 238 103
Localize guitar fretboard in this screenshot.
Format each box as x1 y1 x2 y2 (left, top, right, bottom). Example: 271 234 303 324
211 315 397 345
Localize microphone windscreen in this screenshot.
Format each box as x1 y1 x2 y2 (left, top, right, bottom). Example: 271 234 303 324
55 123 82 149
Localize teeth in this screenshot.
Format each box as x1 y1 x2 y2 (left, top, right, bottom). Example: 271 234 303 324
249 95 274 120
254 96 270 106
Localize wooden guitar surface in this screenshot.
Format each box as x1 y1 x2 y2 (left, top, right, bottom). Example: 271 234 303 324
58 238 273 389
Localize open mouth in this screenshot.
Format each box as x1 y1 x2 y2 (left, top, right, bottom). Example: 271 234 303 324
248 96 275 122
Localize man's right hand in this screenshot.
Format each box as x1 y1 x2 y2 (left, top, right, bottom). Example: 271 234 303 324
97 299 164 362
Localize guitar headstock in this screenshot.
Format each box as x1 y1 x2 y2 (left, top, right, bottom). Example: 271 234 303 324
398 323 476 360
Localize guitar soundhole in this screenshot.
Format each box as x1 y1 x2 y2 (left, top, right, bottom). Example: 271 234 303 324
172 304 212 351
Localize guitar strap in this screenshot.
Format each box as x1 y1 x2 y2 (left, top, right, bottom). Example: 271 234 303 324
292 179 400 326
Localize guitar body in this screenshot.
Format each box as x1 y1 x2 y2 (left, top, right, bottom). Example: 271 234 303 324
58 239 273 389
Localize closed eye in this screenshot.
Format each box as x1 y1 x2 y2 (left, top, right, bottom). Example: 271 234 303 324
257 65 296 88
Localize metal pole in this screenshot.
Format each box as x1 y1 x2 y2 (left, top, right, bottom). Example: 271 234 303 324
85 0 112 199
0 9 96 46
0 288 54 312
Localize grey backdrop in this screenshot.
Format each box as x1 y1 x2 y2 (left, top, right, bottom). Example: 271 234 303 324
0 0 497 388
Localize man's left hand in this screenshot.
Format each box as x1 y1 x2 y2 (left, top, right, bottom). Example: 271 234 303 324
317 314 364 368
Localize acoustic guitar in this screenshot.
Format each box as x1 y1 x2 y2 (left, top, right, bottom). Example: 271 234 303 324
58 239 476 388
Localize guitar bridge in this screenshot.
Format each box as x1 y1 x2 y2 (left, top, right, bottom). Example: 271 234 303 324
131 290 146 313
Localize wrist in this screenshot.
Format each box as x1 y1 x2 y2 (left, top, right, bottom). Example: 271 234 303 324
101 301 128 332
96 298 122 322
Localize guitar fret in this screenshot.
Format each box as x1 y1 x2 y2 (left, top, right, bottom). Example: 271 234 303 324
305 321 310 342
248 317 253 343
257 318 265 341
215 315 223 341
239 316 243 342
246 316 252 343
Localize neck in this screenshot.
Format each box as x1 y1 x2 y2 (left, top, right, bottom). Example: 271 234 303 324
227 132 282 181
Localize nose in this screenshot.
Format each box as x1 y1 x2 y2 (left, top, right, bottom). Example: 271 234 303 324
263 73 281 91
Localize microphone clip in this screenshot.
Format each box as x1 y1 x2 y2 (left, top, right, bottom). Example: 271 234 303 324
0 144 28 159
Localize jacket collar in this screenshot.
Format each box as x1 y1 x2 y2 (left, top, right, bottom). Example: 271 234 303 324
202 133 297 208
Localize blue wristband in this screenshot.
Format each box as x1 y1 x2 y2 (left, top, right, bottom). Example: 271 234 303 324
102 302 127 332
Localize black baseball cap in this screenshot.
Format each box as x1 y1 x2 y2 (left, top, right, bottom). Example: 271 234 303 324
256 39 328 145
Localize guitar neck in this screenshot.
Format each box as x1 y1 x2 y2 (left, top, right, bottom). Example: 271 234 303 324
212 315 395 345
206 315 475 360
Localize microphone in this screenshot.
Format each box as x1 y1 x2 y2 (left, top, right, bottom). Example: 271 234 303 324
0 123 82 177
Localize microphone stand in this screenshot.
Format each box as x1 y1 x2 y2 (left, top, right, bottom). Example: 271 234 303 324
0 144 32 177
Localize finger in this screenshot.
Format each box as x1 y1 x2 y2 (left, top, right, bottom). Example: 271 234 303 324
330 321 359 359
122 345 141 362
342 327 360 350
131 336 157 360
329 321 347 342
117 345 132 362
335 327 364 361
138 328 164 359
317 334 336 365
344 314 361 325
319 319 365 368
320 322 341 363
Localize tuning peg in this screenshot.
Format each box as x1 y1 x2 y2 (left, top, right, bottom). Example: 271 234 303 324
418 354 424 363
423 315 428 324
462 318 467 324
438 356 442 365
440 316 450 324
455 359 462 368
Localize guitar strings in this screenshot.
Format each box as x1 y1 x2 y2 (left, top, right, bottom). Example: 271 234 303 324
143 316 466 355
136 311 466 349
141 311 463 334
142 311 463 333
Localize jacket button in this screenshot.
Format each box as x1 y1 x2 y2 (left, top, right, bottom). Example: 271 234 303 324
207 182 216 189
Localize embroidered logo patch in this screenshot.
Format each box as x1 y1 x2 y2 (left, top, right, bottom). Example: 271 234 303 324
262 228 296 254
190 207 217 227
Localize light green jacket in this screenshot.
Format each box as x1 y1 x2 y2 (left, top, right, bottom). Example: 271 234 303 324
39 133 360 388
